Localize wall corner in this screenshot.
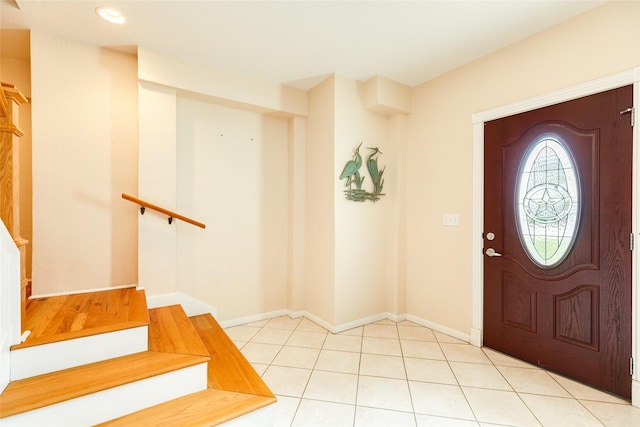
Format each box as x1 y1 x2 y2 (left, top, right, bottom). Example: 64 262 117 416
362 76 412 115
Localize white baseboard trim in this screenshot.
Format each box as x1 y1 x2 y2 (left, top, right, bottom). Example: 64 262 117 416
221 308 469 343
404 314 471 343
30 284 138 299
306 311 409 334
218 309 290 329
632 379 640 408
469 327 483 348
145 291 218 318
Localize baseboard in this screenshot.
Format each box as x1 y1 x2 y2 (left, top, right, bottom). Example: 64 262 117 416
218 309 290 329
30 284 138 299
469 327 483 347
145 291 218 318
145 291 470 343
404 314 471 343
221 307 469 344
632 379 640 408
288 311 407 334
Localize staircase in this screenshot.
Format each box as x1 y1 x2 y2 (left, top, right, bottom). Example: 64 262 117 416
0 287 276 426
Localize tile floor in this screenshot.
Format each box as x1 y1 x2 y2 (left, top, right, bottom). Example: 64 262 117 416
225 316 640 427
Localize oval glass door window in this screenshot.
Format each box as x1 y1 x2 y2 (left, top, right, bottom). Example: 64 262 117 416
516 136 580 267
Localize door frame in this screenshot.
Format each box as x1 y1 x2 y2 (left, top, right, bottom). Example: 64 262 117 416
471 67 640 406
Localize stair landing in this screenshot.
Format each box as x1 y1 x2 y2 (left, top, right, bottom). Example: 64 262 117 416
12 287 149 349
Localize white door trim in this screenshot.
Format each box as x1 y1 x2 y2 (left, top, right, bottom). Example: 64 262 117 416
471 67 640 406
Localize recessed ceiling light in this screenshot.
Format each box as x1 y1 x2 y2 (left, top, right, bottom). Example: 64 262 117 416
96 7 126 24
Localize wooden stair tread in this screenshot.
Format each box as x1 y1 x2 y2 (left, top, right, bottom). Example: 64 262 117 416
148 305 209 356
190 313 275 397
95 389 277 427
0 351 210 418
2 296 274 425
75 314 277 426
13 287 149 349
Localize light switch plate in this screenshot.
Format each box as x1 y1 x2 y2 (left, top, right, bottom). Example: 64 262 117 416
443 214 459 226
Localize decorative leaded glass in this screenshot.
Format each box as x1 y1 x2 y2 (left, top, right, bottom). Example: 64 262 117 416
516 137 580 267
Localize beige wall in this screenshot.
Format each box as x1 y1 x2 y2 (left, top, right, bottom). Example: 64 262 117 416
30 31 138 295
13 0 640 335
304 74 406 326
333 75 393 324
405 0 640 334
137 50 308 322
175 96 290 320
137 82 177 296
287 115 307 313
304 76 336 323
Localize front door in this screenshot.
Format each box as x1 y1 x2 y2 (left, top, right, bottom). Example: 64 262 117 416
483 85 634 398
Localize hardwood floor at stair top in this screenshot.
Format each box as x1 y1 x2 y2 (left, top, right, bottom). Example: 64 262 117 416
95 389 276 427
148 305 209 356
14 287 149 349
0 351 210 418
190 314 275 398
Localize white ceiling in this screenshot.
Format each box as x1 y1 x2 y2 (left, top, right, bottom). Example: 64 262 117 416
1 0 607 90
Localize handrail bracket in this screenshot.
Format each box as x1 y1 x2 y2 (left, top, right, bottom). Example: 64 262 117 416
121 193 206 229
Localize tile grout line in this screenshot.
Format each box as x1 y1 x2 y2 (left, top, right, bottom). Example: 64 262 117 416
545 371 610 426
396 320 419 426
444 336 481 425
485 347 605 427
229 317 639 426
282 319 305 427
351 324 363 427
278 318 309 427
482 346 545 427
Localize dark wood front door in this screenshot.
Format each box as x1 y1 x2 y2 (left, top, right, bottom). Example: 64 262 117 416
483 85 634 398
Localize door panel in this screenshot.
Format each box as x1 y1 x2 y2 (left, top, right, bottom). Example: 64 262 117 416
555 285 599 350
484 86 633 398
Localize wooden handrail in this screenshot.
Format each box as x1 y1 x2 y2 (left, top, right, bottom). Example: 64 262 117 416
122 193 206 229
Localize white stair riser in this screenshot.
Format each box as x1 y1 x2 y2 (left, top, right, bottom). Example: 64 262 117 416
10 326 148 380
220 405 274 427
2 362 207 426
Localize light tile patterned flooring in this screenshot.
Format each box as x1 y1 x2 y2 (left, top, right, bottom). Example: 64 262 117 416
225 317 640 427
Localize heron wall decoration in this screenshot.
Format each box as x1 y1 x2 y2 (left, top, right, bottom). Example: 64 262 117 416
339 143 386 202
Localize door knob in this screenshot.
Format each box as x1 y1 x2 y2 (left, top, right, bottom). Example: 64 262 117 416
485 248 502 257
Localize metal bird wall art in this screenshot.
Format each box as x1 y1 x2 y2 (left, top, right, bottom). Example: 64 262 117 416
366 147 385 200
339 143 386 202
339 142 363 190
